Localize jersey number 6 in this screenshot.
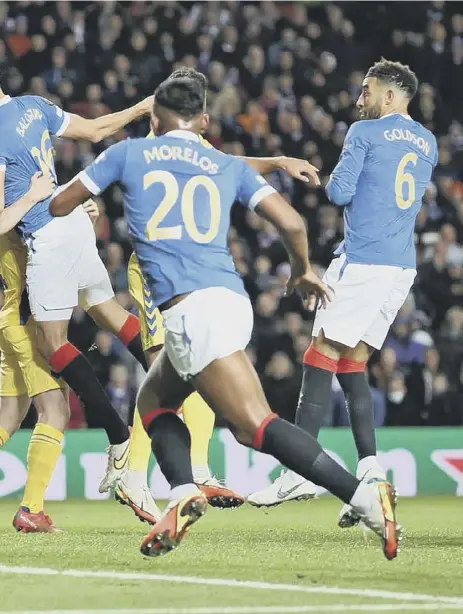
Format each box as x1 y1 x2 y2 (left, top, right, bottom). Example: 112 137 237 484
395 152 418 210
143 170 221 244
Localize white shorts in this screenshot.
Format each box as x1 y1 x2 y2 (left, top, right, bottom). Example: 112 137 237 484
162 287 254 380
312 254 416 349
26 206 114 322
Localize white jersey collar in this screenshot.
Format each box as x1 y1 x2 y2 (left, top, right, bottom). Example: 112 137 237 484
164 130 200 142
0 95 12 107
379 112 412 121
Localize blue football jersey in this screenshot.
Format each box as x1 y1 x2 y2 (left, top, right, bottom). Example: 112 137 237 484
326 113 438 268
0 95 70 236
81 130 276 306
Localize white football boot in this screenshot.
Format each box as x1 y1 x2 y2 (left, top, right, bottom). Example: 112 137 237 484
99 438 131 493
115 470 162 525
247 470 317 507
339 457 386 528
350 479 402 560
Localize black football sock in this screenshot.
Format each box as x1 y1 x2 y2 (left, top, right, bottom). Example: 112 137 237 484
49 343 129 445
117 314 148 371
337 358 376 461
295 345 337 437
144 410 194 488
255 415 359 504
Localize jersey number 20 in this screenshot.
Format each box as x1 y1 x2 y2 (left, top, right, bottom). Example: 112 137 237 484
144 170 220 244
395 152 418 210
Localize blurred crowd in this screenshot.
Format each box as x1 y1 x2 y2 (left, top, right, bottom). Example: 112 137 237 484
2 0 463 428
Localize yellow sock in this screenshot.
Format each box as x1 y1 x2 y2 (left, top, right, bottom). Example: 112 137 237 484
0 426 10 448
128 407 152 473
21 423 63 513
182 392 215 478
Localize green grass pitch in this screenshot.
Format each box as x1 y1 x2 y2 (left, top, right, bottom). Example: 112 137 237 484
0 497 462 613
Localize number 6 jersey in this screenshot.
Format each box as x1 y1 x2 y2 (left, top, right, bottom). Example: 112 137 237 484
0 94 69 236
326 113 438 269
80 130 276 308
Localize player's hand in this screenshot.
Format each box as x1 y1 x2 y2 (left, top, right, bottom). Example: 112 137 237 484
278 157 321 186
29 171 55 204
286 268 333 310
83 199 99 224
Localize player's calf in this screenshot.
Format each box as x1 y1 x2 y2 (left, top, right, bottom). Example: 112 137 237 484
88 301 148 371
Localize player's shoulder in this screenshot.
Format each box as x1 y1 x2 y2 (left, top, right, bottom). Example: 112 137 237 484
413 120 437 145
345 120 372 141
20 94 52 109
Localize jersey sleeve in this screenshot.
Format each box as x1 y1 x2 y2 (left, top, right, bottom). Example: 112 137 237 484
79 140 128 195
34 96 71 137
236 159 276 210
326 122 369 206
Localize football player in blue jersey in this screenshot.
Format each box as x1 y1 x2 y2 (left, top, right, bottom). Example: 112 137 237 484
0 84 161 514
51 76 402 561
249 60 438 520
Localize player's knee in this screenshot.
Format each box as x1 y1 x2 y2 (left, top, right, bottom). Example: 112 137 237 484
230 405 270 448
36 328 67 362
136 380 161 418
313 330 344 359
34 390 69 431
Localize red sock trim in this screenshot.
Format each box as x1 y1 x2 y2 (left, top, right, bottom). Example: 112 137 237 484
118 314 140 346
49 343 80 373
142 408 177 432
253 413 278 451
303 345 338 373
337 358 366 373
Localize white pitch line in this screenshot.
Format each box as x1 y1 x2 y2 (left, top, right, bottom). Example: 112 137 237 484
2 605 463 614
1 564 463 607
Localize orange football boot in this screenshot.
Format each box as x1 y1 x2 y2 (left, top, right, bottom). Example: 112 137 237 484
140 493 207 557
195 478 245 509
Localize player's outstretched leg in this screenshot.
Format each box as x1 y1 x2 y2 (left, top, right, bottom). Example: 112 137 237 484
183 392 245 509
194 351 401 561
36 321 131 492
13 388 68 534
137 350 207 557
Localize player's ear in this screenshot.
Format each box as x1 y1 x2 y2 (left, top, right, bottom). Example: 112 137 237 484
385 88 394 106
200 113 210 134
150 113 159 136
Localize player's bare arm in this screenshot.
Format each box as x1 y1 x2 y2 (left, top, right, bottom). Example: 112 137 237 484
255 191 331 308
61 96 154 144
49 179 91 217
243 157 321 185
0 170 55 235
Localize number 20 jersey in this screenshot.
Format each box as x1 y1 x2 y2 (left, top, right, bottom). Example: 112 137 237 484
326 114 438 269
81 130 276 308
0 94 69 236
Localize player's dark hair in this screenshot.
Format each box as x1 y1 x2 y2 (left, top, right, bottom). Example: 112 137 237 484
170 67 208 90
154 77 206 120
366 58 418 100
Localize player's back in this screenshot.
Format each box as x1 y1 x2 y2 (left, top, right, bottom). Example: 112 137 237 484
340 114 437 268
113 131 266 307
0 95 65 235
